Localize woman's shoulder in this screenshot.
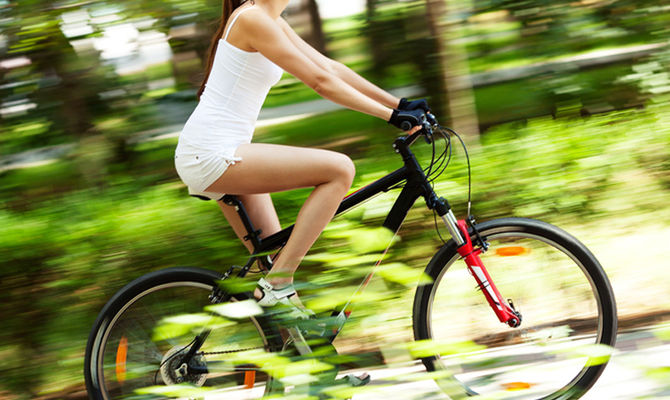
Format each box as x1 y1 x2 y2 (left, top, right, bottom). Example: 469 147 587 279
235 5 282 33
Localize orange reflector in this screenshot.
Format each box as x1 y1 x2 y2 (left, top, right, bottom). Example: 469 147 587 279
116 336 128 383
244 370 256 389
502 382 533 391
496 246 529 257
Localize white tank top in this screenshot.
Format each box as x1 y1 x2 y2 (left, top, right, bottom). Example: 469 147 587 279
178 6 283 152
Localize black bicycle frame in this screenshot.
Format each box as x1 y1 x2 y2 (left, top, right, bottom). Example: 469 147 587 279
185 129 518 369
222 130 464 275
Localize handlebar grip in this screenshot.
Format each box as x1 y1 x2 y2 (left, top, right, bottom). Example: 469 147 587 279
400 121 412 131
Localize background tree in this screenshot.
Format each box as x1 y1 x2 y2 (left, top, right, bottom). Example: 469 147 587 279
364 0 479 135
2 2 109 147
285 0 328 55
425 0 480 136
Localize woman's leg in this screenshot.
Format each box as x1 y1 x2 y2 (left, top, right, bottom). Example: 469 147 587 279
218 193 282 254
206 143 355 288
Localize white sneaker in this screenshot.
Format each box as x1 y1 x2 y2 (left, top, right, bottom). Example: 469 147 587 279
255 277 315 319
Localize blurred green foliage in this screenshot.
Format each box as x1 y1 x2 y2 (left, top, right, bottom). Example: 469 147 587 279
2 0 670 397
2 103 670 397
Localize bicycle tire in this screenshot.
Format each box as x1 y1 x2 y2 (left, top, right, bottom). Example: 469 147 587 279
84 267 284 400
413 217 617 399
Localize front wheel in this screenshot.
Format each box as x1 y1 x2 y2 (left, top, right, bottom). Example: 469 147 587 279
84 267 284 400
413 218 617 399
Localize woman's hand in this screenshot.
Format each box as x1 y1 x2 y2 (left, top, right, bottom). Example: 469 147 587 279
399 98 431 113
388 108 427 132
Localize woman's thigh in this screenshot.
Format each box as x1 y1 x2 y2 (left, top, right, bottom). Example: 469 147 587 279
205 143 355 195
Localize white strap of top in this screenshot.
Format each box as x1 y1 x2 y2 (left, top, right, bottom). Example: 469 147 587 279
223 6 254 41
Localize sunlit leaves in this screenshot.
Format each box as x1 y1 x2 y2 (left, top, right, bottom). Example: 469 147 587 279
645 366 670 383
654 324 670 341
152 313 233 341
324 224 397 254
549 343 615 367
222 348 334 383
216 277 256 294
305 253 381 269
305 287 358 312
135 384 211 398
377 262 432 287
404 339 486 358
205 299 263 319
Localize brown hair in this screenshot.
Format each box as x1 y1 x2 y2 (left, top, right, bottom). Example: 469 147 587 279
197 0 249 99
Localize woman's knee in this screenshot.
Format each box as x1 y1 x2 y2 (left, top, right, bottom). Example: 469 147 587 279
330 152 356 187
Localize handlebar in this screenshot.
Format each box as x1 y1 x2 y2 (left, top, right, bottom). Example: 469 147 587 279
404 112 439 146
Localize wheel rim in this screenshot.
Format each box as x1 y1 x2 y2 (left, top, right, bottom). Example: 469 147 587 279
93 281 272 399
426 229 610 399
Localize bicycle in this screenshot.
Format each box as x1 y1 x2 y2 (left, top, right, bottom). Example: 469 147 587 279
84 114 617 399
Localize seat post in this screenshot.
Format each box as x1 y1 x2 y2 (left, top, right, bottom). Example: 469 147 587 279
221 195 263 252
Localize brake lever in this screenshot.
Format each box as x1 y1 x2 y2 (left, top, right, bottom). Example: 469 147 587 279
426 112 438 126
423 122 433 144
423 112 438 144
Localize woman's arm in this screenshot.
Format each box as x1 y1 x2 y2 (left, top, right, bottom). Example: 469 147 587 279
239 9 393 121
277 18 400 109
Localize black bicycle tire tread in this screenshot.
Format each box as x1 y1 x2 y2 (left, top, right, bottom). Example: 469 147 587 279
84 267 282 400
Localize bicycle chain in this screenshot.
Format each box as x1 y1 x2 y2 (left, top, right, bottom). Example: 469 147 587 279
201 345 265 356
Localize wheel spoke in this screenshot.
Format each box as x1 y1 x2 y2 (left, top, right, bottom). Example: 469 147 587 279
86 270 283 399
417 219 616 399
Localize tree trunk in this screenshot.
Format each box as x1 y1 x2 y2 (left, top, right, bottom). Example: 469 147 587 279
425 0 480 137
306 0 328 55
365 0 386 78
366 0 376 21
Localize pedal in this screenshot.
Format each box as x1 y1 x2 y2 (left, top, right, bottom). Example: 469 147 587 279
295 313 345 340
336 372 371 387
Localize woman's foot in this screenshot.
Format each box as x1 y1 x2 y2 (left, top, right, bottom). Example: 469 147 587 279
254 277 314 319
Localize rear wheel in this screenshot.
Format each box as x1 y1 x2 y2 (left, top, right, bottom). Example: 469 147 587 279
84 267 283 399
413 218 617 399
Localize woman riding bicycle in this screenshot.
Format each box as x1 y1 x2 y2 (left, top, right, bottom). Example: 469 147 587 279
174 0 429 315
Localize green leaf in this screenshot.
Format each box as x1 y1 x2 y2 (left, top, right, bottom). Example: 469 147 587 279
305 287 357 312
152 313 233 341
349 227 396 254
152 323 192 342
653 325 670 341
377 262 432 287
217 277 256 294
403 339 486 358
205 299 263 319
135 383 211 398
550 343 615 367
645 366 670 382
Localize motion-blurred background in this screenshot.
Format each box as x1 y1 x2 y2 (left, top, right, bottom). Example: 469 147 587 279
1 0 669 398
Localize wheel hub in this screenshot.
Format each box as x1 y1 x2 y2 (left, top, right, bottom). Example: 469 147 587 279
160 346 207 386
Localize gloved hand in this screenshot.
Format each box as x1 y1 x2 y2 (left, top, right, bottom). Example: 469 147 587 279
398 98 431 113
388 108 426 131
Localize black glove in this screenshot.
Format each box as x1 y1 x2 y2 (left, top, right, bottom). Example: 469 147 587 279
388 108 426 131
398 97 431 113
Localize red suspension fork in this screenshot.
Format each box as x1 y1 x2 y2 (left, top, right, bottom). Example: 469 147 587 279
456 220 521 328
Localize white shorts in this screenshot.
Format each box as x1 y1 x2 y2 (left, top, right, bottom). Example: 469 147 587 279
174 141 242 200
